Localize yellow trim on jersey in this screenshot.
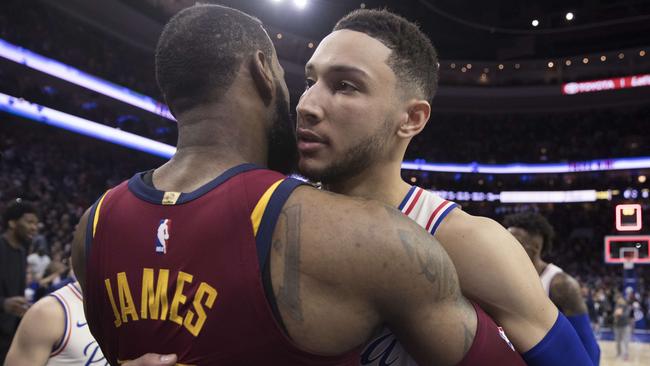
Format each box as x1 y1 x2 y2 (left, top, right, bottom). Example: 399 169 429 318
92 190 110 237
250 179 284 236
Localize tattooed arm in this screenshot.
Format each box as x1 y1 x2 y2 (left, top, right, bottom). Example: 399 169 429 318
269 187 476 366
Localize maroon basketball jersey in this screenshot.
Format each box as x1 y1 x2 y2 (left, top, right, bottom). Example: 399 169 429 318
84 164 360 365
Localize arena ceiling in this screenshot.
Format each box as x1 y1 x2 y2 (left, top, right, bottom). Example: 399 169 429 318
126 0 650 61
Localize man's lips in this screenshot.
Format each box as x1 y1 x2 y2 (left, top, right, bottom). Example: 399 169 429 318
297 128 327 153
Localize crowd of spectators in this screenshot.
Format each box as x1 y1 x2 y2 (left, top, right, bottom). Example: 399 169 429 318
1 0 649 344
2 1 650 167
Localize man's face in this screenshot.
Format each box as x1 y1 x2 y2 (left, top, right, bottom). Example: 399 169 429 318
507 226 539 261
11 213 39 246
296 30 404 183
267 59 298 175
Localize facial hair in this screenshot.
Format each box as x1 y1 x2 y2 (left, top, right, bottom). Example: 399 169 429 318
267 83 299 175
302 118 392 185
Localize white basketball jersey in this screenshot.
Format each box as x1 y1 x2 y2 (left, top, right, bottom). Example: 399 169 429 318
360 186 459 366
47 283 108 366
539 263 564 296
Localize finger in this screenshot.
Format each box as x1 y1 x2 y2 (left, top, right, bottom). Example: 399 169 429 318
123 353 178 366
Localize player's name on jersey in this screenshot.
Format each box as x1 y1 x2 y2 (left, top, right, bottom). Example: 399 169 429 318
104 268 217 336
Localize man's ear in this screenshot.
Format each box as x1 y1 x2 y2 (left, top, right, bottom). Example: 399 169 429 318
249 50 274 106
396 99 431 139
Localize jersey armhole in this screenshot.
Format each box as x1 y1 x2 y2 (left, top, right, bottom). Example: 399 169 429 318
84 191 110 267
49 293 71 357
253 178 305 335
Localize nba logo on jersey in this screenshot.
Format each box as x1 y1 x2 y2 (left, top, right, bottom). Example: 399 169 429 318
155 219 171 254
497 326 515 351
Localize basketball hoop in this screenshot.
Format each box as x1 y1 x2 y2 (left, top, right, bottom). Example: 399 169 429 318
623 258 635 270
622 248 638 269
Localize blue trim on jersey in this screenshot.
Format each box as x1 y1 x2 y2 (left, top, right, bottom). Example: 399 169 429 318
49 294 69 354
397 186 416 211
127 163 261 205
429 203 459 235
255 178 306 272
84 197 101 273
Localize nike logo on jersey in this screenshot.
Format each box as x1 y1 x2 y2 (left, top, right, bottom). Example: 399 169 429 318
77 320 87 328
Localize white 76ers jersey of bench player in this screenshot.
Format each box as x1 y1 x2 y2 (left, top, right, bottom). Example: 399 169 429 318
47 283 108 366
360 186 459 366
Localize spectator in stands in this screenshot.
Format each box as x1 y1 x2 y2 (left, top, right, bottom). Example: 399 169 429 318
0 199 38 363
26 239 50 279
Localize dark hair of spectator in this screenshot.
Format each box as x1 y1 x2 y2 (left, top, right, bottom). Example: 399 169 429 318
3 198 37 228
333 8 439 103
155 4 275 116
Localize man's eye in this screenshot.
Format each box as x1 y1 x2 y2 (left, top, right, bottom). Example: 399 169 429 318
304 79 315 90
335 81 357 92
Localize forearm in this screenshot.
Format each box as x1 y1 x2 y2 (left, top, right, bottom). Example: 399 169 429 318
567 313 600 365
522 312 594 366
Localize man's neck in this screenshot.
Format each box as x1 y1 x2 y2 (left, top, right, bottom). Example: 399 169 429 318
533 258 549 276
2 232 22 250
326 161 412 208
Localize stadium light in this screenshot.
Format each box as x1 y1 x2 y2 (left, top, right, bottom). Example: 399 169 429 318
532 19 539 27
0 38 175 121
3 91 650 175
294 0 307 9
565 12 574 21
0 92 175 158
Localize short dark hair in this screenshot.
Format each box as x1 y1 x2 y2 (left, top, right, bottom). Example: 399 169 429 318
333 9 439 103
155 4 275 115
503 212 555 255
3 198 37 228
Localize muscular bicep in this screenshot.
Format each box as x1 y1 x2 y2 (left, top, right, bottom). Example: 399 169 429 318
435 211 558 351
71 208 91 293
5 297 64 366
549 273 588 316
271 188 475 364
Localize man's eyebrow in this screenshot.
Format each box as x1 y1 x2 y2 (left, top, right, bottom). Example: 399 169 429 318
305 63 369 78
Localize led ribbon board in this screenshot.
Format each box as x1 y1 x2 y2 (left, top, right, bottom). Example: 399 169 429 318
402 158 650 174
3 38 650 175
0 92 176 158
563 74 650 95
0 38 175 121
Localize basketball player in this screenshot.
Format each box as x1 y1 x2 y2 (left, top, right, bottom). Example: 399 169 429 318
296 8 593 366
4 281 108 365
72 4 519 366
504 212 601 365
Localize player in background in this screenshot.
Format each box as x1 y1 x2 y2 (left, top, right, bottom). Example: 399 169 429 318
504 212 600 365
4 280 108 366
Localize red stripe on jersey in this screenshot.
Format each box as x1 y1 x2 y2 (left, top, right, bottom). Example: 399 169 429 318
68 284 82 301
404 188 424 215
425 201 450 232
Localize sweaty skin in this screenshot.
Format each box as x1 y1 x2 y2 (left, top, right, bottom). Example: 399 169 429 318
296 29 558 352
